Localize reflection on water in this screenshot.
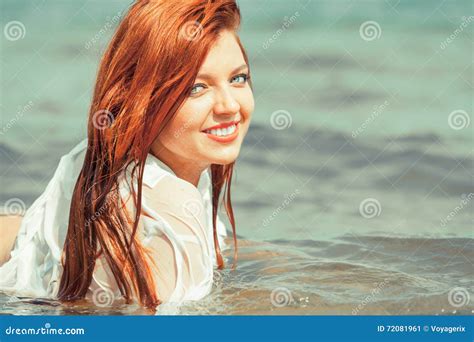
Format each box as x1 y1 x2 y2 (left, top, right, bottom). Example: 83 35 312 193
1 237 472 315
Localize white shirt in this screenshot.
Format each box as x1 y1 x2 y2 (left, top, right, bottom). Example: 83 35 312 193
0 138 227 309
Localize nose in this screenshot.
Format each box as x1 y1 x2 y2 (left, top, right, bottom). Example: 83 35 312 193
213 87 240 117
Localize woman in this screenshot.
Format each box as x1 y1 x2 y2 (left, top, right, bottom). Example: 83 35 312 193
0 0 254 311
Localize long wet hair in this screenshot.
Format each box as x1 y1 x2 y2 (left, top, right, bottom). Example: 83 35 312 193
58 0 248 309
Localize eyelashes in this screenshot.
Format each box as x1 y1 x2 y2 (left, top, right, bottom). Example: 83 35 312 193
230 73 249 84
189 73 250 96
190 83 206 95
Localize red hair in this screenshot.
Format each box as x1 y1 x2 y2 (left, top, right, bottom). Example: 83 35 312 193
58 0 249 309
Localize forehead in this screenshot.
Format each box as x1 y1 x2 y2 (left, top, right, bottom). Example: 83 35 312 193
198 30 246 74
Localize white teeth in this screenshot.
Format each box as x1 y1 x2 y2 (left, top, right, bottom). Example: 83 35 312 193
205 124 237 137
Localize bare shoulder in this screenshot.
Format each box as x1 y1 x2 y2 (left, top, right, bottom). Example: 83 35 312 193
0 215 23 265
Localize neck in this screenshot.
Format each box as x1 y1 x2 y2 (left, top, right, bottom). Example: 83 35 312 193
173 162 205 187
151 145 208 187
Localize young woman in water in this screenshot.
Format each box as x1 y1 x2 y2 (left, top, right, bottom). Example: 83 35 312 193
0 0 254 311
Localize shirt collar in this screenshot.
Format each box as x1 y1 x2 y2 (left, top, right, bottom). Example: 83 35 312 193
143 152 211 197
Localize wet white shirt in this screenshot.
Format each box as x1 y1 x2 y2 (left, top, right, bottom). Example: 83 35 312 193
0 138 227 309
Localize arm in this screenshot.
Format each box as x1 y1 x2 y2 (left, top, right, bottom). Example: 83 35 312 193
0 215 22 265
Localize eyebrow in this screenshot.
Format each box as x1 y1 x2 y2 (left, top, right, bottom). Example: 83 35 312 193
196 64 248 81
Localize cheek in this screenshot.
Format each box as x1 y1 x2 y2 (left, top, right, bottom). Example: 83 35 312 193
160 117 191 143
159 99 211 147
179 100 213 137
238 89 254 138
240 88 255 120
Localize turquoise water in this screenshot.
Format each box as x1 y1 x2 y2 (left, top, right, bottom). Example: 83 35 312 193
0 0 472 314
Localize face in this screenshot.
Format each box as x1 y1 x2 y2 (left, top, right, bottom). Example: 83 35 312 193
152 30 254 172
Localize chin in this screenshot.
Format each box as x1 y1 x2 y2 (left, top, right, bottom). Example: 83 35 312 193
208 150 240 166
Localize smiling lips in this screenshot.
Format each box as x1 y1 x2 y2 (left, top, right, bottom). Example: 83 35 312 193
202 120 240 143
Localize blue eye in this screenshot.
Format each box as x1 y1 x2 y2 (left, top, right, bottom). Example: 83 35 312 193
231 73 248 84
190 84 206 95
